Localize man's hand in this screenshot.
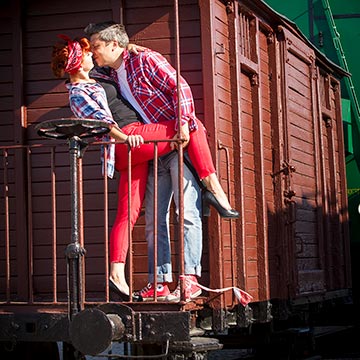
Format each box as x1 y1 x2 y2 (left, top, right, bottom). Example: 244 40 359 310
127 44 146 54
170 123 190 150
126 134 144 148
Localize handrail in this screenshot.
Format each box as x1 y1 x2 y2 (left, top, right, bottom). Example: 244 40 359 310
322 0 360 122
0 138 173 306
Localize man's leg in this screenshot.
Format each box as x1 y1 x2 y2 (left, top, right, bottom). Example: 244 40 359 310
143 151 203 301
168 153 203 278
162 153 203 302
145 155 174 284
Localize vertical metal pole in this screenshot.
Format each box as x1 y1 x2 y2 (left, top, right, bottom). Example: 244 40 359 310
3 149 10 302
127 147 133 298
174 0 185 300
78 156 85 307
65 136 85 318
153 144 158 300
51 147 58 303
103 146 110 302
27 148 34 304
70 137 80 316
70 138 80 252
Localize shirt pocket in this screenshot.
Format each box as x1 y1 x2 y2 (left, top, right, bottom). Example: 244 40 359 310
132 76 155 98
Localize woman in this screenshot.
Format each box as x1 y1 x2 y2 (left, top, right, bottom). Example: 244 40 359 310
51 35 238 300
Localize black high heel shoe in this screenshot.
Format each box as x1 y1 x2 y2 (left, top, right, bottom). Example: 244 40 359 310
109 278 130 301
109 278 143 302
202 190 239 218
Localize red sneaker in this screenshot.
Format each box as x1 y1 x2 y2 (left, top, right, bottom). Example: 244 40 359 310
136 283 170 301
165 275 202 302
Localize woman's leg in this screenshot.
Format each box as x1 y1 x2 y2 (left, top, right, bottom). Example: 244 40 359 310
116 121 215 178
110 162 149 294
186 119 236 212
115 122 175 171
186 119 216 179
116 120 236 213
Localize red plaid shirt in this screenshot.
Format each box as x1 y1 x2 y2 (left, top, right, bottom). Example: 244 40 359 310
110 49 198 132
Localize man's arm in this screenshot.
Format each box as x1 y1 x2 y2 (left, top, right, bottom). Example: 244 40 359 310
139 50 198 132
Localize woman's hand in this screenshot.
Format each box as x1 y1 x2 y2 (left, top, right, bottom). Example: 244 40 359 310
126 134 144 148
127 44 146 54
110 127 143 148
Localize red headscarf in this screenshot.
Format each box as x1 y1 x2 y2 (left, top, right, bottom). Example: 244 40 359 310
57 34 83 74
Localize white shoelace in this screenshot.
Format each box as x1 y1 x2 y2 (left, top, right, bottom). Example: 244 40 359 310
179 275 253 306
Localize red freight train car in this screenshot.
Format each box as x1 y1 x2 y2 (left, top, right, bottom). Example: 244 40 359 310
0 0 351 358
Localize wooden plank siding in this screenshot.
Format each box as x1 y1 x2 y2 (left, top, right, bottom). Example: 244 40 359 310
210 0 239 308
1 0 210 302
320 75 350 290
22 0 116 300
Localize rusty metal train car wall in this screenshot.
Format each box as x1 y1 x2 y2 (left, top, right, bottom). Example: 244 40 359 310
0 0 352 358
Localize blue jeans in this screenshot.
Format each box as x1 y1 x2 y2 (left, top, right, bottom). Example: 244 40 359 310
145 151 203 283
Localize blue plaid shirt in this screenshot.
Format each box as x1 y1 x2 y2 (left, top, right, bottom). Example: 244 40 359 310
66 81 117 178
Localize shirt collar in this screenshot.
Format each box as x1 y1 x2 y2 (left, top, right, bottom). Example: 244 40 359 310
122 48 130 62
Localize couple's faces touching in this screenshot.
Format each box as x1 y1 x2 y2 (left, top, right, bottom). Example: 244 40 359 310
89 35 122 68
82 51 94 71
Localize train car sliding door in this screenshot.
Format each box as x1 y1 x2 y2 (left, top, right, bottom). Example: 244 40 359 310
277 27 326 298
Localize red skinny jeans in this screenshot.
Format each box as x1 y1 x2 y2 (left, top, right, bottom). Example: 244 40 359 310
110 118 215 263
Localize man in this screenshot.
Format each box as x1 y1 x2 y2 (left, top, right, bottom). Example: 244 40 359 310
85 21 204 301
144 152 203 301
